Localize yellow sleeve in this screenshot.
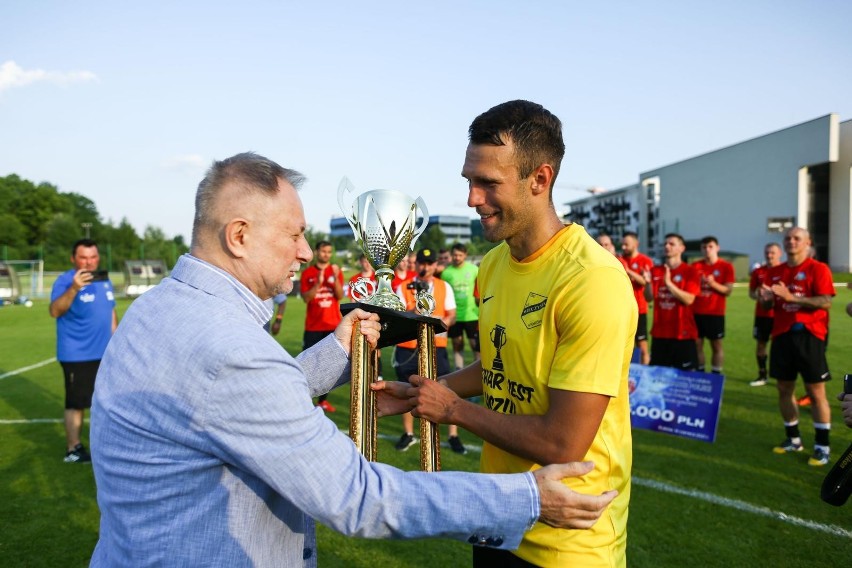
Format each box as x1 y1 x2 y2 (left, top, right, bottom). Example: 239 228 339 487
549 266 636 397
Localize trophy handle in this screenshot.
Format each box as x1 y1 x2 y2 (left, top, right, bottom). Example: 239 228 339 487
412 196 430 245
337 176 362 237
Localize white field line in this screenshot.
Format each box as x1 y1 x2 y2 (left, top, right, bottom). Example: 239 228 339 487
634 476 852 539
0 357 56 380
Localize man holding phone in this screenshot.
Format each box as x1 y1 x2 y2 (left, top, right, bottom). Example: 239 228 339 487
50 238 117 463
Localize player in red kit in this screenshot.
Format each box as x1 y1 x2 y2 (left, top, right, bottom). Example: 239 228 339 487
759 227 835 467
748 243 782 386
691 236 735 374
301 240 344 412
645 233 701 370
621 231 654 365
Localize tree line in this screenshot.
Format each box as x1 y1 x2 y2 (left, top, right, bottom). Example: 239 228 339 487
0 172 498 273
0 174 189 271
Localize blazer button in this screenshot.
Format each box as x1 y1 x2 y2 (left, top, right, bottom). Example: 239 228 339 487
494 537 504 546
468 535 479 544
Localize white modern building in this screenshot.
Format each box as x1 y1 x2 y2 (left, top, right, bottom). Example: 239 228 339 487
566 114 852 271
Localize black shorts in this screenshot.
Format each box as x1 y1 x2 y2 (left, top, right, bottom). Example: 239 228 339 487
753 316 773 342
635 313 648 342
61 360 100 409
473 547 538 567
448 321 480 351
303 330 333 350
770 330 830 383
393 346 450 381
694 314 725 340
650 338 698 371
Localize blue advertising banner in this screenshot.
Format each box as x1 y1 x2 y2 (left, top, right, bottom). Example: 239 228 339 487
628 364 725 443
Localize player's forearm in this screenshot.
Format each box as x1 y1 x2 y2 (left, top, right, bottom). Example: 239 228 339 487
666 283 695 305
442 361 484 398
787 294 832 310
711 281 733 296
626 269 646 287
448 402 586 464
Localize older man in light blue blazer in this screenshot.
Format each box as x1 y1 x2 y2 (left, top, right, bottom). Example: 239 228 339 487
89 153 616 567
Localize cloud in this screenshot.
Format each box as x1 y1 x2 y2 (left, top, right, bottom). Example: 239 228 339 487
0 60 98 93
162 154 207 172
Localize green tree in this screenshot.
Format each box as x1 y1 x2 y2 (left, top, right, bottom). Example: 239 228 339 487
417 224 448 253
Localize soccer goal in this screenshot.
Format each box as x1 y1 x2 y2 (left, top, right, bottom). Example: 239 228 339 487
1 260 45 299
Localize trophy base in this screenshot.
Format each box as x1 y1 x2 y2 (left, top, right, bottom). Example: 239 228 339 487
341 303 445 349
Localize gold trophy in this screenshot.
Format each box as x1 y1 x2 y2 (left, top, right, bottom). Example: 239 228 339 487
337 178 444 471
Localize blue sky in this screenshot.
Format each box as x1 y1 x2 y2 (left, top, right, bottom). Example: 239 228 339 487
2 1 850 241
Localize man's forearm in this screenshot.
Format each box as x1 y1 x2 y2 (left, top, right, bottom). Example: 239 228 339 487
786 294 832 310
49 286 78 318
445 401 585 465
666 282 694 305
443 362 484 398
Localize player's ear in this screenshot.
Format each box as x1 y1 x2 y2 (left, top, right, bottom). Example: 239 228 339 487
530 164 554 197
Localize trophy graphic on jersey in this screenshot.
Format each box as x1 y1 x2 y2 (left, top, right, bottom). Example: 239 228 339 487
490 324 507 372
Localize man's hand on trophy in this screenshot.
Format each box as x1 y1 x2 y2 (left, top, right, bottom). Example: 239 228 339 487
334 309 381 353
534 462 618 530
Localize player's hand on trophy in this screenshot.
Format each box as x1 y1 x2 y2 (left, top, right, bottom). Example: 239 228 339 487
334 309 381 353
405 374 461 424
371 380 416 417
534 461 618 529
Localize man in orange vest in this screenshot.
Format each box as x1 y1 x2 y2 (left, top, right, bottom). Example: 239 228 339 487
393 248 466 454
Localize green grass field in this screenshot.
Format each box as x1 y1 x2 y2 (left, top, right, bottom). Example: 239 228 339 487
1 286 851 567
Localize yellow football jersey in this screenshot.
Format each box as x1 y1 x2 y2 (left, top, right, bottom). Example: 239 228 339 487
477 224 636 567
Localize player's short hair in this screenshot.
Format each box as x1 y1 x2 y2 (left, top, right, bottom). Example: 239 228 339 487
314 240 332 250
623 231 639 240
451 242 467 253
700 236 718 246
468 100 565 192
665 233 686 246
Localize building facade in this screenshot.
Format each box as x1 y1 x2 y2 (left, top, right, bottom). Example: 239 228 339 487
565 114 852 271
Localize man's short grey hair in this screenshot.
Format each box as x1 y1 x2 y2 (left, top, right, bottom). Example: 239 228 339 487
192 152 305 245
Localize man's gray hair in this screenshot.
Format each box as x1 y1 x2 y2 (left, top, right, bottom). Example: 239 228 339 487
192 152 305 245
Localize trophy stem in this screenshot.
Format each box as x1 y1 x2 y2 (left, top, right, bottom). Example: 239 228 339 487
418 322 441 472
367 267 404 311
349 322 377 461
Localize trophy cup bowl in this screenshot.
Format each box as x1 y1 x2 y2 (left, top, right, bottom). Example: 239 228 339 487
338 178 429 311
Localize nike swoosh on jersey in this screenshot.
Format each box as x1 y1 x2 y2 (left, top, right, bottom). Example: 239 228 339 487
482 296 494 303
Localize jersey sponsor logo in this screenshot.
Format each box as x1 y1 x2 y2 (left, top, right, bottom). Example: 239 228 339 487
80 293 95 303
521 292 546 329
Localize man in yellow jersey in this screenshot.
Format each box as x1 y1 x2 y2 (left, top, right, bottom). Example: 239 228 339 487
375 100 636 567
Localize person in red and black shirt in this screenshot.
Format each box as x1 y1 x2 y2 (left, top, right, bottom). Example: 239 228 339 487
748 242 782 386
759 227 835 467
300 240 344 412
691 236 735 374
644 233 700 370
621 231 654 365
